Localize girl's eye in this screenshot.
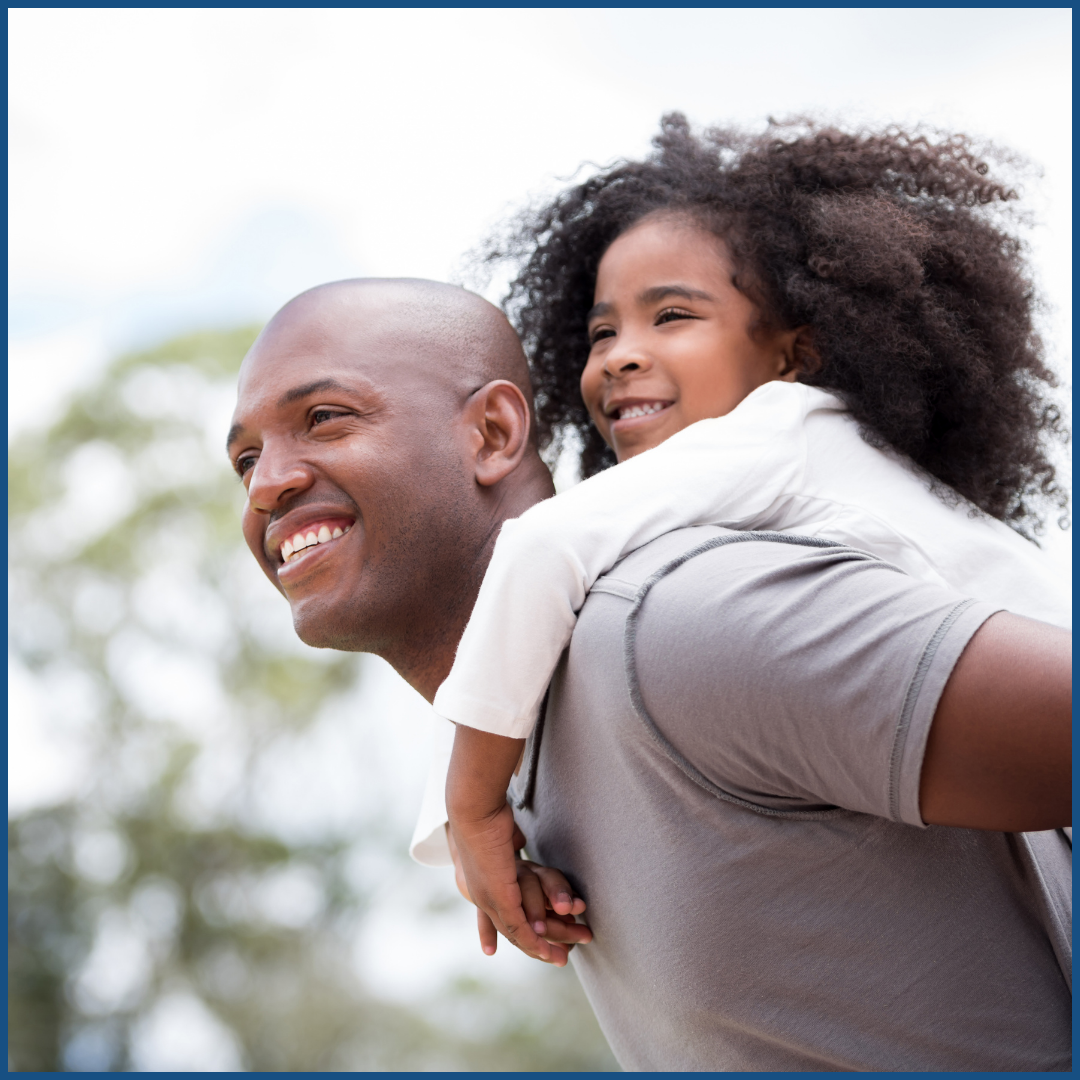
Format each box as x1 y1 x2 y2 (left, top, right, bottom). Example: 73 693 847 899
589 327 615 345
656 307 695 325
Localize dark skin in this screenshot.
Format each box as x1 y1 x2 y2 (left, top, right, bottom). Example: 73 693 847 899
228 278 588 965
920 612 1071 830
229 277 1070 970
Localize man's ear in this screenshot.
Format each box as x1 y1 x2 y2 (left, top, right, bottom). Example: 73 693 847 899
777 325 822 381
464 380 533 487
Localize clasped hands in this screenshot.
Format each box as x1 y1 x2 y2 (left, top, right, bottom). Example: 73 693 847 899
446 803 592 967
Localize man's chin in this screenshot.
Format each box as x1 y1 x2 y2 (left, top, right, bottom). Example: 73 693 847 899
288 595 368 653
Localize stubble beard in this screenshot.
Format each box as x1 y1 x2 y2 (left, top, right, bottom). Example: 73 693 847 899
287 493 486 687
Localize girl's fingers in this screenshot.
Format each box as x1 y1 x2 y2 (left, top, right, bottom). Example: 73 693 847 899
518 861 550 936
545 942 570 967
477 907 498 956
478 882 552 962
541 910 594 946
480 907 586 965
493 911 552 962
529 862 586 917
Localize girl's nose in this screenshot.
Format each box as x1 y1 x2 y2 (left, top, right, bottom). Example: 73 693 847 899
602 354 650 378
600 330 653 379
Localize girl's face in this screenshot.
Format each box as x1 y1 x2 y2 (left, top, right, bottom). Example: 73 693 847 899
581 214 801 462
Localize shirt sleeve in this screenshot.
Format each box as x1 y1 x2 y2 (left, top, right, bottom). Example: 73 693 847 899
432 382 810 739
630 538 1001 825
408 711 455 866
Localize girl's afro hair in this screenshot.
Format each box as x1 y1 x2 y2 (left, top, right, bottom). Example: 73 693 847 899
482 113 1068 538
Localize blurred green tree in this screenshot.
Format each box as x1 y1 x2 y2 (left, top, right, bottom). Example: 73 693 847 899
8 328 617 1071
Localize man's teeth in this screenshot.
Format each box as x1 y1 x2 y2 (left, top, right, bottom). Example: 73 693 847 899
281 524 349 563
618 402 667 420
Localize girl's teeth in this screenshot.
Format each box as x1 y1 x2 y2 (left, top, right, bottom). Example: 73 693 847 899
620 402 665 420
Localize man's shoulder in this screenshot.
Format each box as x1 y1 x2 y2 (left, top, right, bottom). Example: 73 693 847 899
581 524 928 694
577 522 999 830
592 524 868 601
589 525 733 599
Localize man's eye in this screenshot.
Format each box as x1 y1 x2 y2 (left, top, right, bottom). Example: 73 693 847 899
311 408 344 426
235 455 256 477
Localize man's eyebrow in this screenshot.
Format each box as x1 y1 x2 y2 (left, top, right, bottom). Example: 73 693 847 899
276 377 359 408
226 423 244 452
225 378 364 453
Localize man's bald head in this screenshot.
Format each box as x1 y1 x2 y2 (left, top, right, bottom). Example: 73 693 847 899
246 277 535 418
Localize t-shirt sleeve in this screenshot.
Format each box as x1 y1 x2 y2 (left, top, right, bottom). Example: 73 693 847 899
408 711 455 867
631 538 1001 826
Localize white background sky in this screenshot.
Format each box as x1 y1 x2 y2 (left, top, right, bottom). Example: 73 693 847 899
10 9 1072 419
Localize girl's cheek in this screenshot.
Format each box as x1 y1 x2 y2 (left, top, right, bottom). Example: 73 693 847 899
579 363 598 402
580 376 603 420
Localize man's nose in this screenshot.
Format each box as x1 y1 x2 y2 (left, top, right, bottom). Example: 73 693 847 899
246 442 315 513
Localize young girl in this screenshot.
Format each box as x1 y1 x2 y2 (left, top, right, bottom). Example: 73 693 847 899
415 115 1071 962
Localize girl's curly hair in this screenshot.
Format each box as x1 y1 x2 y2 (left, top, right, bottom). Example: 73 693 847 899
483 113 1068 538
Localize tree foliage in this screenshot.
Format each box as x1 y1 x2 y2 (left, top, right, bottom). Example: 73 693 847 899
8 327 617 1071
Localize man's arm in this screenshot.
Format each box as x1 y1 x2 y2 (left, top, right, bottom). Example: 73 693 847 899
632 540 1069 833
921 611 1071 832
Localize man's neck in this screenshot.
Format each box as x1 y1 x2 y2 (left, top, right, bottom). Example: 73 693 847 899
386 456 555 703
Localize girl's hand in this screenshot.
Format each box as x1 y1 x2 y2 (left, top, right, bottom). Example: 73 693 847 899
449 800 554 962
446 823 590 965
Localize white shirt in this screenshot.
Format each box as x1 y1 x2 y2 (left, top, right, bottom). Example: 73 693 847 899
411 380 1070 864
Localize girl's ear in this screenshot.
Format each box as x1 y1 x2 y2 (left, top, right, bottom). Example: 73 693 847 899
464 380 533 487
778 325 822 381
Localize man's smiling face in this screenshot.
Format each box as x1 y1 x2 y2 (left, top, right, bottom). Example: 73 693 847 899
227 282 483 655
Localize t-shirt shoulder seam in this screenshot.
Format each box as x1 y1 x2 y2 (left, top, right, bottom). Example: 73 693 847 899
590 577 638 601
887 596 980 824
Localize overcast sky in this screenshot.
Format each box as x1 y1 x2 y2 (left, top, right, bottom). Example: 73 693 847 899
10 8 1072 454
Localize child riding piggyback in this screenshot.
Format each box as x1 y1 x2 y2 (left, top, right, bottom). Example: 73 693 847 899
419 115 1071 964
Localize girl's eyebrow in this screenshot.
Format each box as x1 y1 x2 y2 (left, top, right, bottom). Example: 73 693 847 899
587 285 714 323
638 285 713 305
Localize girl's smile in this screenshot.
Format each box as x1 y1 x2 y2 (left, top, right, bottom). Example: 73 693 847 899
580 213 801 462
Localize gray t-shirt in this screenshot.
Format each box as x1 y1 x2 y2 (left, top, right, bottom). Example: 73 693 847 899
510 527 1071 1072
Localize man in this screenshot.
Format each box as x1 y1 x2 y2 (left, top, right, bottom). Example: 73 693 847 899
228 278 1071 1070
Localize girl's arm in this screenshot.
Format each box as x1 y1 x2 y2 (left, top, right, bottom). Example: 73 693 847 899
432 381 811 738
